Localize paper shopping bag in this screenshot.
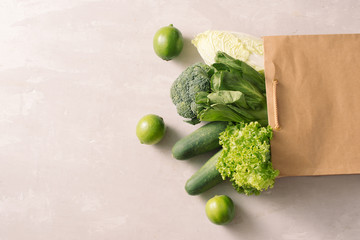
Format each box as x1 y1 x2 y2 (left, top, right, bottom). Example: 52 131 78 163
263 34 360 177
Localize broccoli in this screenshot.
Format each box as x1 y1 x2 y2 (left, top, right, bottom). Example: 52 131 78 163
170 63 212 124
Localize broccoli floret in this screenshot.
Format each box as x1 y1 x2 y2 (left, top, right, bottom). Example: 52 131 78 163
170 63 212 123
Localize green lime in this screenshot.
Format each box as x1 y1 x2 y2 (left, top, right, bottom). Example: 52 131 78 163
153 24 184 61
205 195 235 225
136 114 166 145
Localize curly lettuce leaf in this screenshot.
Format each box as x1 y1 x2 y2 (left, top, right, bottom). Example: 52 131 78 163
216 122 279 195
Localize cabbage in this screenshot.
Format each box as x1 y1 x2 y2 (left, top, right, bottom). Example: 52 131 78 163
192 30 264 71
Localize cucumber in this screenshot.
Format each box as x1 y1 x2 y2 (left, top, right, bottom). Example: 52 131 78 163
185 150 223 195
172 121 228 160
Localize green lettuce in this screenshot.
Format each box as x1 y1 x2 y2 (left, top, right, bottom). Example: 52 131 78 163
216 122 279 195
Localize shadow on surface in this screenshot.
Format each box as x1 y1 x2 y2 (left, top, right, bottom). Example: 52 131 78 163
174 37 203 67
216 174 360 238
154 125 182 155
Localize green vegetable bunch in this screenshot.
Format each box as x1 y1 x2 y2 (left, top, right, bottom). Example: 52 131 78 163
170 63 213 124
217 122 279 195
173 52 280 196
196 52 268 126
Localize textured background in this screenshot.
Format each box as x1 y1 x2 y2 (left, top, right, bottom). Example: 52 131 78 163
0 0 360 239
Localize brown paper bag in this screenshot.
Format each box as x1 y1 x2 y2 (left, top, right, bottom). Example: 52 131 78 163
263 34 360 177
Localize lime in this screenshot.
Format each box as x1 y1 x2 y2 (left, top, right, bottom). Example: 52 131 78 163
136 114 166 145
153 24 184 61
205 195 235 225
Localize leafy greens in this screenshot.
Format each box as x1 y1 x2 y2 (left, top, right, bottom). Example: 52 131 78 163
216 122 279 195
196 52 268 126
